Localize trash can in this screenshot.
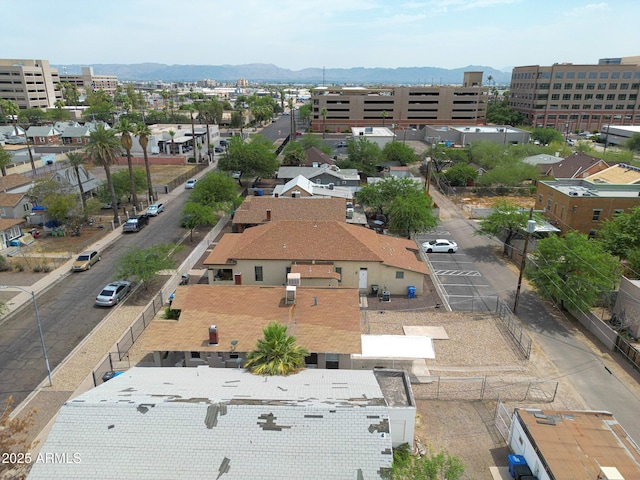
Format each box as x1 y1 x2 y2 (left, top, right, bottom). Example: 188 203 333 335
371 284 379 296
508 455 527 478
257 189 264 196
407 286 416 299
381 291 391 302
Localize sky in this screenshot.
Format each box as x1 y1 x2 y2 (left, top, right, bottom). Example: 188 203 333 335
4 0 639 72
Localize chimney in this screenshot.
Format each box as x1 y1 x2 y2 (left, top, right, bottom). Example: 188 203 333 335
266 209 272 221
209 325 219 345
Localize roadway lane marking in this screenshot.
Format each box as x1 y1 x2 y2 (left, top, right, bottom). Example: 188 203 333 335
434 270 482 276
440 284 491 287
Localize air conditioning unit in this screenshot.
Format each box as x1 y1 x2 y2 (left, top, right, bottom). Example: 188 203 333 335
287 273 301 286
285 285 296 305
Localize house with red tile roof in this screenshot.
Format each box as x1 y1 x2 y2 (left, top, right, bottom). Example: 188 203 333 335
204 220 428 295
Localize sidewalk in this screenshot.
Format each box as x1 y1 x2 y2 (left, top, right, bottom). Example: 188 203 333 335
8 159 220 449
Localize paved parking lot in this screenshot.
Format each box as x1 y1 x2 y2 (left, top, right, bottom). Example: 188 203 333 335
416 229 499 312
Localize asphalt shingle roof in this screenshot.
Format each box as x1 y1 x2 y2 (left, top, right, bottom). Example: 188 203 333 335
232 196 345 226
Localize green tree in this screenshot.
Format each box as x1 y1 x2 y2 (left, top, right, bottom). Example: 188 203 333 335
392 444 465 480
65 151 89 219
134 122 154 202
187 171 240 212
531 127 563 145
115 243 181 289
0 145 11 176
382 141 419 166
475 200 539 251
298 134 332 155
298 103 312 125
526 232 622 311
218 134 278 179
282 141 306 166
85 124 122 221
597 207 640 258
485 99 525 125
626 133 640 153
230 111 244 131
387 190 437 238
0 99 21 137
181 201 218 241
114 118 138 206
356 177 423 218
245 322 309 376
442 163 478 186
109 168 148 203
346 137 381 176
18 107 45 125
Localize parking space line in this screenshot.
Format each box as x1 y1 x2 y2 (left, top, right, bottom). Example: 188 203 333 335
434 270 482 276
440 283 490 287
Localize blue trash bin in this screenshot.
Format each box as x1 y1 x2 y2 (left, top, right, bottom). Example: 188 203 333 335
508 455 527 478
407 286 416 299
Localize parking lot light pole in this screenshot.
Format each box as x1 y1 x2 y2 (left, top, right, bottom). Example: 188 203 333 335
0 285 52 386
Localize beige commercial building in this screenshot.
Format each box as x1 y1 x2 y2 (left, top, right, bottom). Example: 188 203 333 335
59 66 118 95
311 72 487 133
0 58 62 109
509 56 640 133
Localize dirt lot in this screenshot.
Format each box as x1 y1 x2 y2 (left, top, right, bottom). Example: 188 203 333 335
460 195 535 210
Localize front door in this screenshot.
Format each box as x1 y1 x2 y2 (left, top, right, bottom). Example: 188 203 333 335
358 268 368 289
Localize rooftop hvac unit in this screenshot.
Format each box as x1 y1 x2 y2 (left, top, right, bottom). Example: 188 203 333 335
328 183 334 189
287 273 301 286
569 191 579 196
598 466 625 480
285 285 297 305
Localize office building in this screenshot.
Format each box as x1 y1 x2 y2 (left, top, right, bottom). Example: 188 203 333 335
59 66 118 95
0 58 61 109
509 56 640 132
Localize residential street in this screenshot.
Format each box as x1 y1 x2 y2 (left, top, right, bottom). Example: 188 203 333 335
428 186 640 441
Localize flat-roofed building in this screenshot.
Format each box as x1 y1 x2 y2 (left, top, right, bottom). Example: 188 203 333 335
58 66 118 95
0 58 62 109
535 168 640 235
510 408 640 480
424 124 530 146
509 57 640 132
311 72 488 133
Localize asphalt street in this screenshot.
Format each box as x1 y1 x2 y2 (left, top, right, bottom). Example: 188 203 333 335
428 186 640 441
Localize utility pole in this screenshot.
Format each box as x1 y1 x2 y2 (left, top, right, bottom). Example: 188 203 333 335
513 208 535 314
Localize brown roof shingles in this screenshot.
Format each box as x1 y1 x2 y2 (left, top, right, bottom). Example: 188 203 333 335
137 285 362 354
232 196 345 225
0 193 25 207
0 174 32 193
204 221 428 274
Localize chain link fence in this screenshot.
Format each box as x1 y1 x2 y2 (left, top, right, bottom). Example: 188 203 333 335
496 300 532 359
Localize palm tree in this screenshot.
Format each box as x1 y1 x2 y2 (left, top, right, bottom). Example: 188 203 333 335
115 118 138 206
320 108 328 139
85 124 122 222
66 151 89 219
381 110 388 127
134 123 154 202
244 322 309 376
168 130 176 155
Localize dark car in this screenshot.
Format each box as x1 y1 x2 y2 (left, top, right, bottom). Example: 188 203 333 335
214 146 224 153
122 214 149 233
219 139 228 147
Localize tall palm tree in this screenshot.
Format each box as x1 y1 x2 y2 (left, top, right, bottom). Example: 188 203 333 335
85 124 122 222
244 322 309 376
168 130 176 155
134 123 154 202
66 151 89 219
321 108 328 138
114 118 138 206
381 110 388 127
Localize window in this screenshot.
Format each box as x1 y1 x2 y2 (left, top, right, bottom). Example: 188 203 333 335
538 194 543 203
325 353 339 369
564 83 573 89
190 351 201 359
623 72 632 79
611 72 620 79
620 83 629 89
596 94 604 100
547 199 552 211
254 266 263 282
588 229 597 239
617 94 626 100
555 72 564 79
553 83 562 89
585 94 593 100
588 72 597 79
551 94 560 100
614 209 624 215
606 94 615 100
578 72 586 79
553 202 558 214
576 83 584 89
566 72 575 79
562 94 571 100
609 83 618 90
597 83 607 89
395 271 404 279
592 209 602 221
560 205 565 218
540 83 551 89
600 72 609 79
586 83 595 90
573 94 582 100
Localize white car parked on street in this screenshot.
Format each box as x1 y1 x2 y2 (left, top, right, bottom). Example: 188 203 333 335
422 239 458 253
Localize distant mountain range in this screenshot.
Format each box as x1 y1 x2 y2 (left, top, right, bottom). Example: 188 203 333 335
54 63 512 85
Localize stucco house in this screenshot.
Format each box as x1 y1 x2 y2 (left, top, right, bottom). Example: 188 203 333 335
277 164 360 189
273 175 354 199
203 220 428 295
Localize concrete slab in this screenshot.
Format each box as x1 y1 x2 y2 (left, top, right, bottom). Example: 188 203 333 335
489 466 512 480
403 325 449 340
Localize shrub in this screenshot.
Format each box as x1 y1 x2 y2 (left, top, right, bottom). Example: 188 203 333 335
163 307 180 320
13 263 24 272
0 255 10 272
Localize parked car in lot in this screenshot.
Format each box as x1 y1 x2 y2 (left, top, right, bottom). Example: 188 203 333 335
146 203 165 216
334 141 348 148
219 139 228 147
95 281 131 307
214 146 224 153
72 250 101 272
122 214 149 233
422 239 458 253
185 178 197 189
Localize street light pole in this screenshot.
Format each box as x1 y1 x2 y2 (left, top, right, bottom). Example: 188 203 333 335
0 286 52 386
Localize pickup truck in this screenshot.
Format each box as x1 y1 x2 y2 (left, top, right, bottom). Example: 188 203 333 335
122 214 149 233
